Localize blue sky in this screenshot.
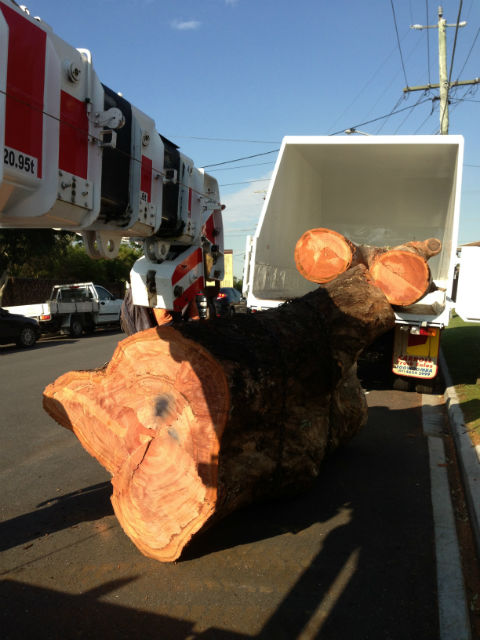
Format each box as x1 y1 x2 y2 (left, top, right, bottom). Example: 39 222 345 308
24 0 480 276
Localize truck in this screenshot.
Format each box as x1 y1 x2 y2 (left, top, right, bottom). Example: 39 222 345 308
0 1 224 317
244 135 480 392
4 282 123 337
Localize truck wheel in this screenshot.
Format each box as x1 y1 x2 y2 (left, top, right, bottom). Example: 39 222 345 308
16 327 38 348
70 317 84 338
415 378 443 395
392 376 412 392
84 318 95 334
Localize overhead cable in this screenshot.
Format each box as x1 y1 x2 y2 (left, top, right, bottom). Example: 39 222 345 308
413 101 436 133
454 25 480 82
202 149 279 169
394 92 428 133
390 0 409 87
375 94 406 133
426 0 432 84
166 135 279 144
331 96 431 136
212 161 275 172
448 0 464 86
220 178 271 187
327 42 401 133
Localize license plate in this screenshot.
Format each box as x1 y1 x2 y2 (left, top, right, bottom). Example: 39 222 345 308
392 327 440 379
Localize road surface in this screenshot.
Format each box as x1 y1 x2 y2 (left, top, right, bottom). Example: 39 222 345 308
0 331 475 639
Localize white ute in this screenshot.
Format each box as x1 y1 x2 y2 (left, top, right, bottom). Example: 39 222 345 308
5 282 123 337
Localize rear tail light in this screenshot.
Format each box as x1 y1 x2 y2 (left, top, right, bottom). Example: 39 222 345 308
217 293 227 299
40 314 51 321
410 326 437 337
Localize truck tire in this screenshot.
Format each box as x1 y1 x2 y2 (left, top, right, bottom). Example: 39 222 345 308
392 376 412 392
16 327 38 348
83 317 95 334
415 378 443 395
70 316 84 338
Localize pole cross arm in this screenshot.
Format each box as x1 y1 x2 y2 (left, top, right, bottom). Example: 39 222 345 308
403 78 480 93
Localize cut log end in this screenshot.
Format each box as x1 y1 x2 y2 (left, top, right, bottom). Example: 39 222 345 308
294 228 354 283
43 326 230 562
294 228 442 307
369 250 430 306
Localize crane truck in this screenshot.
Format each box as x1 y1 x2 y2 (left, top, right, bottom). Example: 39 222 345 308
0 0 224 321
244 136 480 392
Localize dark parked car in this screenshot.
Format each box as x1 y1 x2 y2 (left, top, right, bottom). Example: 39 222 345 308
214 287 249 318
0 308 41 347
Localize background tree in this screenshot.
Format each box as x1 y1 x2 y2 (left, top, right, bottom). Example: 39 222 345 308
0 231 142 303
233 276 243 293
0 229 75 278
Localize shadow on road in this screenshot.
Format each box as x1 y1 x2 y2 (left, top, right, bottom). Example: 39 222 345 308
181 402 438 638
0 482 113 553
1 578 250 640
1 401 440 639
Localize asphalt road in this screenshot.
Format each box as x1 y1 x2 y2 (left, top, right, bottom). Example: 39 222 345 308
0 330 448 639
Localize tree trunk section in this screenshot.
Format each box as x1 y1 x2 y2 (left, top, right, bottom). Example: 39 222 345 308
365 239 441 306
294 228 356 283
43 265 395 562
295 228 441 306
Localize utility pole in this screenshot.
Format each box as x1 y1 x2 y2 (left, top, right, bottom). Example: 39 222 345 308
438 7 449 134
405 6 479 135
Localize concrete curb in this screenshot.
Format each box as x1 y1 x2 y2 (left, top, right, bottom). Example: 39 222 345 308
440 350 480 559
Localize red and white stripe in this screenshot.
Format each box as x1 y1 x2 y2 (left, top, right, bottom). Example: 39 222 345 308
2 3 46 178
171 247 204 313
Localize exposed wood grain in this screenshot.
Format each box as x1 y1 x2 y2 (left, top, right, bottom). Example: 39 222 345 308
295 228 442 306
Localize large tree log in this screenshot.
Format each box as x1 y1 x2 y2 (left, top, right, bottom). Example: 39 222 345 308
294 228 441 306
43 265 395 562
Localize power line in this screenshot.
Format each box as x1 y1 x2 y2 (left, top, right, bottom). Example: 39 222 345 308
393 92 427 133
224 227 258 233
390 0 409 87
326 42 401 133
426 0 432 84
448 0 464 86
365 32 424 130
166 135 279 144
375 94 406 133
413 101 436 133
330 97 432 136
220 178 271 187
211 161 275 173
454 25 480 81
202 149 279 169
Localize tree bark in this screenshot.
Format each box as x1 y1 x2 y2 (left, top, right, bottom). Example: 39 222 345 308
43 265 395 562
294 228 441 306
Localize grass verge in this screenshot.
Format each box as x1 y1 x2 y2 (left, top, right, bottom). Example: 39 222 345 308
442 313 480 445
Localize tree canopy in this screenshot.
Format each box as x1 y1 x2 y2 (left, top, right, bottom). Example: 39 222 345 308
0 229 142 284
